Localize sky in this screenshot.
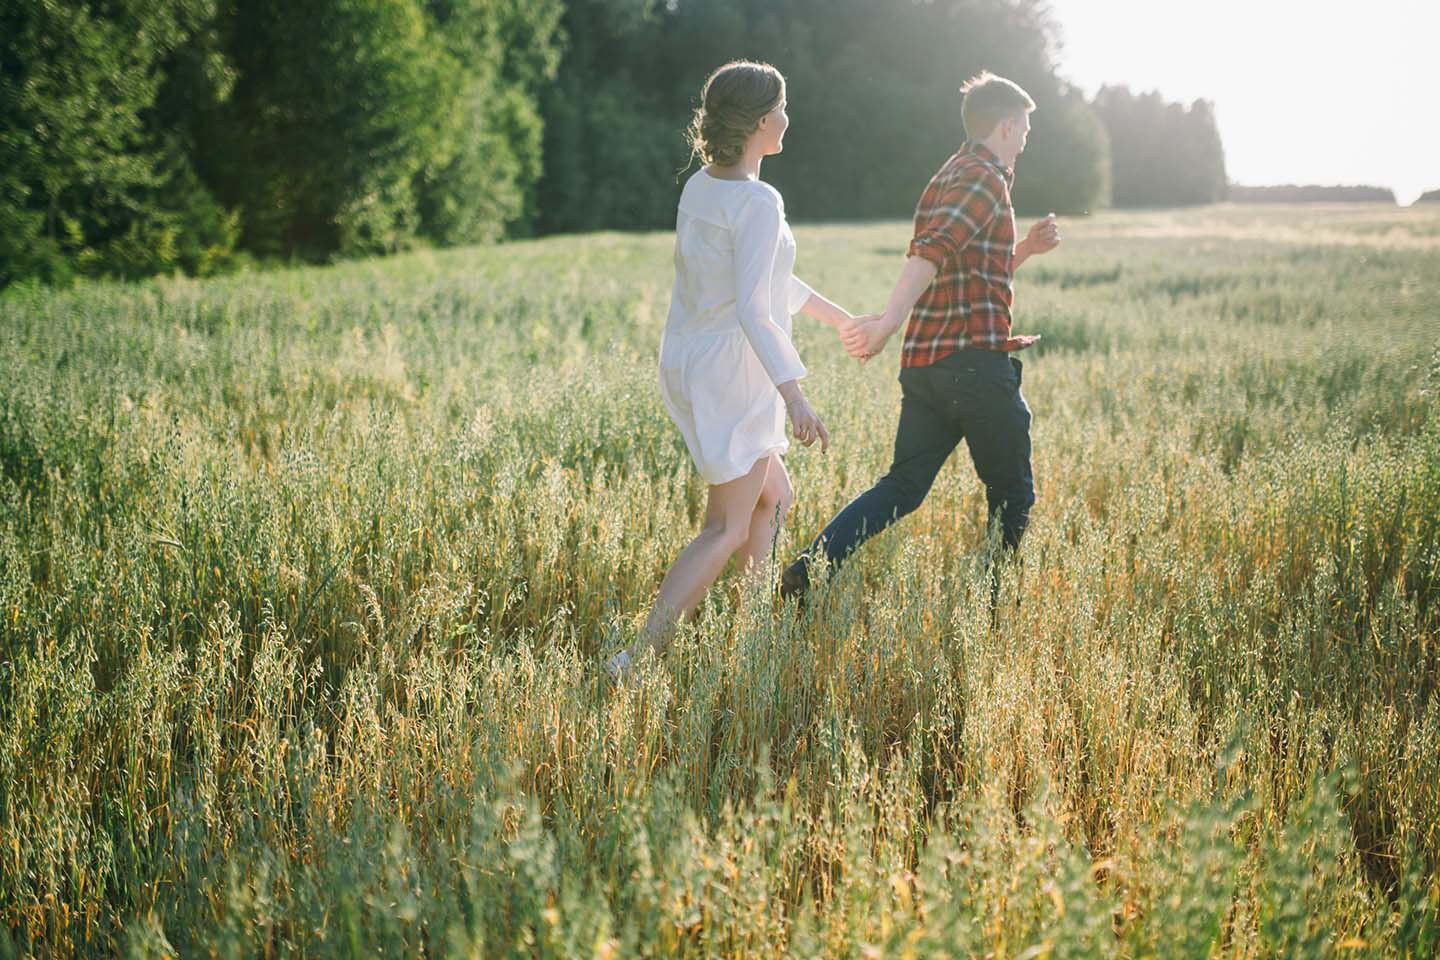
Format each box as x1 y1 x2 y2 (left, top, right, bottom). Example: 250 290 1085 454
1043 0 1440 204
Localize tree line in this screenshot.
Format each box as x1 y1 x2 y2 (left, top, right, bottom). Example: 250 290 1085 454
1229 185 1398 204
0 0 563 285
1089 86 1226 209
1 0 1231 288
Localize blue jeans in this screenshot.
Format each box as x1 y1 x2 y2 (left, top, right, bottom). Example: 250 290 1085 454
789 348 1034 584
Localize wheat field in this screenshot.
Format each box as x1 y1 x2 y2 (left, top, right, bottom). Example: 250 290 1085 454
1 204 1438 957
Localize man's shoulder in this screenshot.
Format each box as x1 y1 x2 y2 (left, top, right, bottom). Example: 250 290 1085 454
917 155 1006 217
936 151 1006 194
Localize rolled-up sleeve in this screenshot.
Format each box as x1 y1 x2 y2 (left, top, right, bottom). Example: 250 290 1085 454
907 174 1003 266
732 193 808 386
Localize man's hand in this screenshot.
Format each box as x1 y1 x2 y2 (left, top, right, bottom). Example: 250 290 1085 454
1023 213 1061 256
840 314 895 361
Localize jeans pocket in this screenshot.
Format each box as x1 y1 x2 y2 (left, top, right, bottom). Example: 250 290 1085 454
1010 355 1023 388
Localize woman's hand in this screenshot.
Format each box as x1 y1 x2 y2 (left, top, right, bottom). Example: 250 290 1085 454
777 379 828 450
787 395 829 451
777 382 829 452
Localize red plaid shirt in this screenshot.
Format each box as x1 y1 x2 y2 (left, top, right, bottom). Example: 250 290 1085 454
902 141 1022 368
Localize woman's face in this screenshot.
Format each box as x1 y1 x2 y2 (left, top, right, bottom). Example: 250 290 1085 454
755 97 789 156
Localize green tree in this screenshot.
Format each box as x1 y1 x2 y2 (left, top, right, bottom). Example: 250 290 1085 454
0 0 237 286
189 0 561 259
1012 88 1111 215
1093 85 1226 207
535 0 1112 231
193 0 451 260
1175 98 1226 204
416 0 563 244
536 0 684 233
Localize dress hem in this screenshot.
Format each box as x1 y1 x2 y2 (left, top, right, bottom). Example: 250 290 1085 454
695 443 788 486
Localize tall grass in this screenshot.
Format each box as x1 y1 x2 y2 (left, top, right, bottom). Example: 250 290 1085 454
1 205 1438 956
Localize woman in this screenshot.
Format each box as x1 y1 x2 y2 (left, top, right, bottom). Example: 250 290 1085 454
608 60 859 677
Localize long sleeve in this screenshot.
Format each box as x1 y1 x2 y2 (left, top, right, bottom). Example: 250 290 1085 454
787 274 815 316
732 191 807 386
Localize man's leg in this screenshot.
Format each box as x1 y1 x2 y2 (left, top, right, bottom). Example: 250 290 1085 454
961 356 1034 551
783 371 960 595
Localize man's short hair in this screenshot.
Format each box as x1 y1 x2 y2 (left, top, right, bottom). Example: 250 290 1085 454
960 71 1036 140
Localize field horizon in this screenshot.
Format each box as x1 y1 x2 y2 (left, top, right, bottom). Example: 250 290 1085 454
2 203 1438 957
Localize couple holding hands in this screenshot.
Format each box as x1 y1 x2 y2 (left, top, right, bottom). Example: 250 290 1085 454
609 60 1062 678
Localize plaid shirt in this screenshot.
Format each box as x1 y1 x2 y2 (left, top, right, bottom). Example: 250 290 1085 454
902 141 1021 368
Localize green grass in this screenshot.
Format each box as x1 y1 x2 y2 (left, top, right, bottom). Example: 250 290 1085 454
1 203 1438 957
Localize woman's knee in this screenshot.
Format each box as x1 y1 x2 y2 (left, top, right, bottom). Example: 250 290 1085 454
774 486 795 523
757 474 794 521
702 514 753 555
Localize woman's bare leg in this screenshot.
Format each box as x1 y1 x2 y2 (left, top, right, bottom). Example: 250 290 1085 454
736 454 793 577
627 457 772 662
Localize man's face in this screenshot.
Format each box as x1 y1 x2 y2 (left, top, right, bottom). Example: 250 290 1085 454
997 110 1031 164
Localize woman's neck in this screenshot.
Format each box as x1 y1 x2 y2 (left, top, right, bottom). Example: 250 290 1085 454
708 146 765 181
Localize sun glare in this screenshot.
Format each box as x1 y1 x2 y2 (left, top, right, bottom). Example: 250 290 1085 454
1046 0 1440 204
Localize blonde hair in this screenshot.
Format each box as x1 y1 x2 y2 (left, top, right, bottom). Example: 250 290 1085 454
686 61 786 167
960 71 1036 140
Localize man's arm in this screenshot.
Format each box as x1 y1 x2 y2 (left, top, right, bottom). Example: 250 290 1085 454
849 212 1059 359
880 256 940 333
842 171 1006 359
840 255 938 359
843 163 1023 360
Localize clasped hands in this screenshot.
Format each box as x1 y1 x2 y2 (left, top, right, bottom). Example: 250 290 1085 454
835 313 893 362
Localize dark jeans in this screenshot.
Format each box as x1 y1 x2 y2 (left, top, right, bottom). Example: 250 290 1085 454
790 348 1034 582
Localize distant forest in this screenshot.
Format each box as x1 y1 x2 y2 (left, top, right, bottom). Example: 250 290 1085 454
2 0 1235 287
1230 185 1399 204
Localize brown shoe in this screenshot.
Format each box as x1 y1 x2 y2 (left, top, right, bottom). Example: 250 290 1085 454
779 562 810 608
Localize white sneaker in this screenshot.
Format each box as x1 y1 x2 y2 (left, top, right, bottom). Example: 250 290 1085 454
605 649 633 681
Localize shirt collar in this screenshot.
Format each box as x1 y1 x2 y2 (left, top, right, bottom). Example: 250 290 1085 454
964 140 1013 183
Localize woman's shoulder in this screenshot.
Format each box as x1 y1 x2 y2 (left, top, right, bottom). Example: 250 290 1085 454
734 176 782 203
690 168 781 200
728 179 785 221
681 170 786 227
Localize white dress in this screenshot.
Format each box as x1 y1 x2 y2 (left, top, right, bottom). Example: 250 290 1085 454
658 170 815 485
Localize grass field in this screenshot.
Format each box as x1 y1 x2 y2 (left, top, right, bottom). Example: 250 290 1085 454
2 203 1438 957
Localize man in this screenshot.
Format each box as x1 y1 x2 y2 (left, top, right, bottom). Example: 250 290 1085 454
781 70 1062 601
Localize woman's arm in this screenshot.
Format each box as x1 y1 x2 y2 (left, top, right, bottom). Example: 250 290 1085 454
731 193 808 387
795 287 858 329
